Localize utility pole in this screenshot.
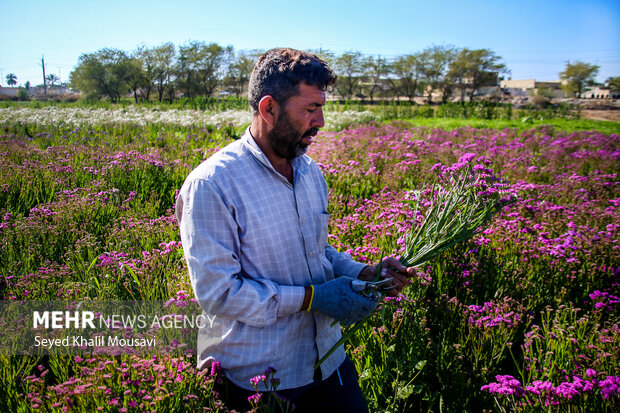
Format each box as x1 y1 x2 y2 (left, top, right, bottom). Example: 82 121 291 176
41 55 47 95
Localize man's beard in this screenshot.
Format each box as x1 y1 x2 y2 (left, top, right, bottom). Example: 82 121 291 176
268 111 318 160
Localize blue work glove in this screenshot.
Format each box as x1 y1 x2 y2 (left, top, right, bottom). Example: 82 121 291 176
310 277 378 326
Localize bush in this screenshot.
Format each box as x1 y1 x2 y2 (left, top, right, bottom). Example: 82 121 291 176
532 95 551 108
16 88 29 101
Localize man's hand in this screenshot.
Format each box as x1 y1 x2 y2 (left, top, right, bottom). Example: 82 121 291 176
357 257 415 296
307 277 378 326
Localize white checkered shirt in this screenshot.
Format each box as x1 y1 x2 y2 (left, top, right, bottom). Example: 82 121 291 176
176 129 367 390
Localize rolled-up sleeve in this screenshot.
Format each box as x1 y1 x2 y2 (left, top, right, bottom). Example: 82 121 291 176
177 178 305 327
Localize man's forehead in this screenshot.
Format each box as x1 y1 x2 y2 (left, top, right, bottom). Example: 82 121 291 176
294 82 326 103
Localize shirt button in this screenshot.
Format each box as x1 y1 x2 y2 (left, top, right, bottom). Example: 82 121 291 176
308 251 313 257
302 218 306 225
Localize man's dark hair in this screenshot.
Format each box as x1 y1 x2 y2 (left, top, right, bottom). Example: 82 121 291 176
248 48 337 114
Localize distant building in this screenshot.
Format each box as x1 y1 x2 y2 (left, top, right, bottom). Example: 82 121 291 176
582 86 619 99
0 85 77 98
0 86 19 97
500 79 567 98
30 85 76 96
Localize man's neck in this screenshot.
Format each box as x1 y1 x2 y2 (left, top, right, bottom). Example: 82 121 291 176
249 124 294 184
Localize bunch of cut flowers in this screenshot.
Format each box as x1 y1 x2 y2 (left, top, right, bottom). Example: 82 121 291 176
317 153 518 368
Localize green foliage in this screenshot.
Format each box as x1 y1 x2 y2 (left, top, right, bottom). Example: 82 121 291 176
16 87 29 101
392 53 425 102
560 61 600 98
607 76 620 93
176 41 232 99
449 48 507 102
334 51 364 100
70 48 136 102
5 73 17 87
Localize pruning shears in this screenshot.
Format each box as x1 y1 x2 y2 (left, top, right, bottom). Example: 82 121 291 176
351 278 397 300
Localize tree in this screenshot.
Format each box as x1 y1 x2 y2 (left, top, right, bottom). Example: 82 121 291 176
448 48 507 101
45 73 60 86
606 76 620 92
5 73 17 87
197 43 231 98
175 41 230 99
134 45 156 101
560 61 600 98
133 43 177 102
17 87 29 100
361 55 391 103
333 51 363 100
175 41 201 99
151 43 176 102
224 50 259 97
392 53 425 102
125 57 147 103
419 45 457 103
70 48 132 102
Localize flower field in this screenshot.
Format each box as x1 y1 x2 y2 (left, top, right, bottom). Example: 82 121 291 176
0 108 619 412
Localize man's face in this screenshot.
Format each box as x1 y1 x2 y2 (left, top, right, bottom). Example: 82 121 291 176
267 82 326 160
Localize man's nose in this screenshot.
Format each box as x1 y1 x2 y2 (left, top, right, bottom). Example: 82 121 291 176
312 108 325 128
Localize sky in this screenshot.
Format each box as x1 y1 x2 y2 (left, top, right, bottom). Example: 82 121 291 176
1 0 619 87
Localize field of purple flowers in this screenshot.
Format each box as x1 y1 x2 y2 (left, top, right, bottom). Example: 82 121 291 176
1 118 619 412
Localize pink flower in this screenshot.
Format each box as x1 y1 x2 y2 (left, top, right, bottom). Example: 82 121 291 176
248 393 262 404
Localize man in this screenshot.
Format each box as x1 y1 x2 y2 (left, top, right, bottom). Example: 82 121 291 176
176 48 414 412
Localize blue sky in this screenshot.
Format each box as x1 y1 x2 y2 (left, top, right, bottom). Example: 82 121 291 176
1 0 618 87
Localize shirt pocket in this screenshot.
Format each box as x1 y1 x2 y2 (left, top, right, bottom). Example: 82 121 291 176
314 212 330 255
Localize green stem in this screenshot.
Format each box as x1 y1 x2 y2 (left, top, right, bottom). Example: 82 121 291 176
316 262 385 369
314 315 371 369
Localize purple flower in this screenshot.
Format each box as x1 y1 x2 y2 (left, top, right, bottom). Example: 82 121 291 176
209 361 222 380
598 376 620 399
526 380 555 396
248 393 262 404
250 374 266 387
481 375 525 398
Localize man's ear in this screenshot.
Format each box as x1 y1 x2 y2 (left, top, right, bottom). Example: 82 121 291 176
258 95 279 127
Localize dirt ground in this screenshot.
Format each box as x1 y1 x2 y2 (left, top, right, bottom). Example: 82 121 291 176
580 109 620 123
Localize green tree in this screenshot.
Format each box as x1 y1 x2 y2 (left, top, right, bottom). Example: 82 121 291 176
306 49 335 69
197 43 232 98
419 45 458 103
17 87 29 100
125 57 147 103
5 73 17 87
134 45 156 101
69 48 132 102
607 76 620 93
448 48 507 101
151 43 176 102
392 53 426 102
559 61 600 98
361 55 391 103
333 51 363 100
175 41 201 99
175 41 230 99
224 50 259 97
45 73 60 86
135 43 178 102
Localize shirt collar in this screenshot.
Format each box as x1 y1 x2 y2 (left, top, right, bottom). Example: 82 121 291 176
242 127 309 176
